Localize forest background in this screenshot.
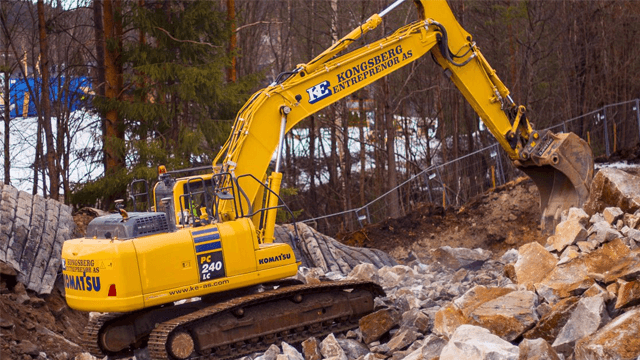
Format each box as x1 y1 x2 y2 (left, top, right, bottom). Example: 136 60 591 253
0 0 638 225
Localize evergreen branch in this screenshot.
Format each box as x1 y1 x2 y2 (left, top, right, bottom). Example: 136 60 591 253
235 21 281 33
154 26 222 48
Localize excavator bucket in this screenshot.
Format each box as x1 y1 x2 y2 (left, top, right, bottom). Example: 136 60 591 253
517 131 594 234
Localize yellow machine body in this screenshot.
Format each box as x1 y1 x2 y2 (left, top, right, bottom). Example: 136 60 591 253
63 217 298 312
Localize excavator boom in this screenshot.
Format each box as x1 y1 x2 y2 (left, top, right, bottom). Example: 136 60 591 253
214 0 593 234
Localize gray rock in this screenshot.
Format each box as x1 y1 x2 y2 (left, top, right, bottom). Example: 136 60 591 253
552 295 609 355
386 329 420 353
368 343 390 354
590 213 605 224
500 249 519 264
574 307 640 360
401 334 447 360
281 342 304 360
320 334 347 360
625 228 640 242
588 221 622 244
17 340 40 357
518 338 561 360
133 347 150 360
335 339 369 360
348 263 381 284
439 325 519 360
603 207 625 225
401 308 431 334
256 344 281 360
430 246 491 271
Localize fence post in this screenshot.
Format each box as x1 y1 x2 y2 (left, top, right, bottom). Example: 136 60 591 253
494 144 506 185
636 99 640 144
603 106 610 157
424 172 434 204
436 166 450 208
563 121 567 133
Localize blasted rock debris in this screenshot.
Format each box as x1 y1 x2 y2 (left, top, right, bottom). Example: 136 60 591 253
5 170 640 360
240 184 640 360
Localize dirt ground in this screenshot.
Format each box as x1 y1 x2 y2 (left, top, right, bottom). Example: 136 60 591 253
338 177 544 262
0 280 87 360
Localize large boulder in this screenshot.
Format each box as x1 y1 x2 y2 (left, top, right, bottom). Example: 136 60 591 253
551 295 610 355
523 297 580 343
359 308 402 344
433 303 468 339
513 242 557 288
574 307 640 360
535 261 593 303
453 285 514 318
548 219 588 252
439 325 519 360
430 246 491 271
467 290 539 342
584 168 640 216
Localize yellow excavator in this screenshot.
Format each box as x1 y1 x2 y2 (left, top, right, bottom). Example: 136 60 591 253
62 0 593 358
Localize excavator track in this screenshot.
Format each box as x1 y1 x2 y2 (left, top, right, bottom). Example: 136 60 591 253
146 280 383 360
83 312 126 358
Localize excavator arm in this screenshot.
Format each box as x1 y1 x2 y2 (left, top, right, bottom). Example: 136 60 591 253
213 0 593 235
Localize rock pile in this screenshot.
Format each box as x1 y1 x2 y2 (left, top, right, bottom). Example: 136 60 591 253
233 170 640 360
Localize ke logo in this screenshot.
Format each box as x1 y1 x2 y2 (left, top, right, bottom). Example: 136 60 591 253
306 80 332 104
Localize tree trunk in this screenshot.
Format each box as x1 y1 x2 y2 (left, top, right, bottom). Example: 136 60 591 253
102 0 124 176
358 91 366 206
2 61 10 185
382 77 400 218
37 0 59 200
227 0 236 82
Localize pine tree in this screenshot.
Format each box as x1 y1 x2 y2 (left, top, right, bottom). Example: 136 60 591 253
76 0 255 208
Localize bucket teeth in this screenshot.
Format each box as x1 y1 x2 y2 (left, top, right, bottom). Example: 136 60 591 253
517 131 594 234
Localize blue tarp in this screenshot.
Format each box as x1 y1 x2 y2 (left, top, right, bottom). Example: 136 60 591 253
0 76 91 118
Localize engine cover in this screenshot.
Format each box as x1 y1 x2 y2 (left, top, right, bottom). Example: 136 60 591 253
86 212 172 240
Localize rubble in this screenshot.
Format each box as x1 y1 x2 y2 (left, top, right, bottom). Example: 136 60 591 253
513 242 557 288
439 325 519 360
359 308 402 344
584 167 640 215
467 290 539 341
574 307 640 360
551 295 609 354
548 219 588 252
4 166 640 360
518 338 561 360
